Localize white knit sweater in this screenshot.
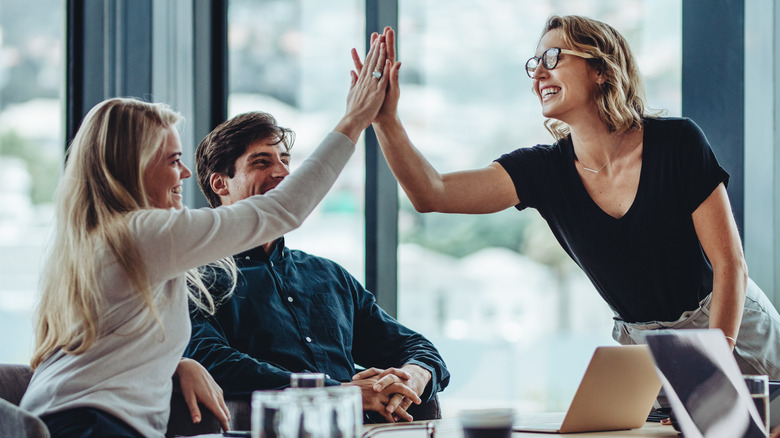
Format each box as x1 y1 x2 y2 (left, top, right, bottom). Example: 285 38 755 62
21 132 354 437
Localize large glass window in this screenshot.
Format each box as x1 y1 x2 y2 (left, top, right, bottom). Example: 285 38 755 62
228 0 366 278
396 0 681 415
0 0 64 364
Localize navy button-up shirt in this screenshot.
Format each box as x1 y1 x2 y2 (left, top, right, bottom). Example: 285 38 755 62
185 239 449 402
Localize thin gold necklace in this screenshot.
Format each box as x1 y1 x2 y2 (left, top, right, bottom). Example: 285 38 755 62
578 131 627 174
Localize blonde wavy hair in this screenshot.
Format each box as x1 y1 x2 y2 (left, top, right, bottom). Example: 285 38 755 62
540 15 647 140
31 97 233 369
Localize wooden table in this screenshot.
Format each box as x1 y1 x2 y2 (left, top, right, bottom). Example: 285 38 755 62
362 414 680 437
190 414 681 437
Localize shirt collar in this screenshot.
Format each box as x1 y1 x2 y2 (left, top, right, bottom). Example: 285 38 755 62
235 237 286 262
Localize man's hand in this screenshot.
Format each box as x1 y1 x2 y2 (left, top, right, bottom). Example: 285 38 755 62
343 366 421 423
350 364 431 422
174 358 230 431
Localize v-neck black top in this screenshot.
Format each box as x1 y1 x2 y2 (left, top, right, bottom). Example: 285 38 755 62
495 117 729 322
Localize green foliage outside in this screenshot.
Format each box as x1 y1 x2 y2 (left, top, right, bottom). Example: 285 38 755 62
0 131 60 204
400 197 577 275
400 201 532 258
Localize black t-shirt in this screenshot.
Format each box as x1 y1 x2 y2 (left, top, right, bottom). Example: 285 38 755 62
495 117 729 323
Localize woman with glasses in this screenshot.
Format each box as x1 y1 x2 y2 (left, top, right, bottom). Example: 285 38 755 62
355 16 780 383
19 36 391 438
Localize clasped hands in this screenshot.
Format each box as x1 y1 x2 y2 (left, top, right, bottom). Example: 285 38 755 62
344 364 431 423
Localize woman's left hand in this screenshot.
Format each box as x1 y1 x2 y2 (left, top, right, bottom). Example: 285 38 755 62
174 358 231 431
351 26 401 124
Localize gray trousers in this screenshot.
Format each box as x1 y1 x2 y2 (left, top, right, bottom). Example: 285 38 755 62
612 278 780 380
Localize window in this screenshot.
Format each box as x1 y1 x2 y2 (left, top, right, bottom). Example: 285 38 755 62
395 0 681 415
0 0 64 363
228 0 367 278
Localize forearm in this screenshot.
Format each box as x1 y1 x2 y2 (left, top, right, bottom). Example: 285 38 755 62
265 131 355 222
333 115 365 145
352 314 449 401
187 345 293 397
186 320 294 397
372 117 445 212
708 260 748 347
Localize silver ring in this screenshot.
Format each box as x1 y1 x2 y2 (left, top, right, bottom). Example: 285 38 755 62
372 70 382 79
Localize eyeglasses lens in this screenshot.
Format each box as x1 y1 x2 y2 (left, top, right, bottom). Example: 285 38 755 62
542 48 559 70
525 58 539 78
526 48 560 79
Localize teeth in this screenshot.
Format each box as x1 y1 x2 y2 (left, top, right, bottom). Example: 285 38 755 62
542 87 560 98
172 186 182 194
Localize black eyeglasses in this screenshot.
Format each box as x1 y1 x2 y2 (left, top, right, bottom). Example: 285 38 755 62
525 47 594 79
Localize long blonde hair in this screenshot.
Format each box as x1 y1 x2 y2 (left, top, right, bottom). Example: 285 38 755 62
31 97 231 369
540 15 647 140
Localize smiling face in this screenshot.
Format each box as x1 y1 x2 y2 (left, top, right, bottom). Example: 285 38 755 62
143 127 191 210
533 29 601 124
211 139 291 206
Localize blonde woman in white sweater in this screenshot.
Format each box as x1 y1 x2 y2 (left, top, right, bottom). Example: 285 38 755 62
20 35 391 438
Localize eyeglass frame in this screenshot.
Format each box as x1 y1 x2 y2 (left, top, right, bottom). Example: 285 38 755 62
525 47 595 79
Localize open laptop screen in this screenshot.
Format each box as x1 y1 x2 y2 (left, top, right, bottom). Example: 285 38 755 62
645 329 766 438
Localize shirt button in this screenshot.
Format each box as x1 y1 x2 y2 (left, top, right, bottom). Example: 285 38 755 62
245 256 250 260
287 297 294 303
325 374 331 379
305 337 312 343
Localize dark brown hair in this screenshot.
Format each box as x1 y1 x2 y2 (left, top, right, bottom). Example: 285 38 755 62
196 112 294 207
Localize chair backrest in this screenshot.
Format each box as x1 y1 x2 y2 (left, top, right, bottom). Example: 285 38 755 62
0 364 50 438
0 363 33 406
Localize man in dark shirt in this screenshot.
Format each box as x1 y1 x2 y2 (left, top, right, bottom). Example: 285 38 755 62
185 111 449 423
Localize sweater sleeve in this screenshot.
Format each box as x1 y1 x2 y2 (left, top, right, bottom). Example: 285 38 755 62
131 132 355 284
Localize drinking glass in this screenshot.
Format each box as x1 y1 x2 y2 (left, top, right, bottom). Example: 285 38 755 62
283 388 335 438
744 375 770 434
290 372 325 388
252 386 362 438
323 386 362 437
251 390 300 438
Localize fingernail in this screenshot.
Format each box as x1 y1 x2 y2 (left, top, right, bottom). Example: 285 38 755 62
193 416 201 424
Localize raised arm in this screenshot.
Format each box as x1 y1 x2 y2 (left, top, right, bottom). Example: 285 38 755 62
136 37 393 281
354 27 518 214
374 118 518 214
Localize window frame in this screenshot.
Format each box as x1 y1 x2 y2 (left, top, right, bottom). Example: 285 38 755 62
65 0 777 311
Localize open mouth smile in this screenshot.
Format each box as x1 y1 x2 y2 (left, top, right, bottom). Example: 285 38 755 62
541 87 561 101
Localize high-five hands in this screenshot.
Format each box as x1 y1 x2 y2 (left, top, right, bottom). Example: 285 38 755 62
335 31 392 143
351 26 401 124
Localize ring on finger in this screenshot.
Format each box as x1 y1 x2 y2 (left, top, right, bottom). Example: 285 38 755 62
372 70 383 79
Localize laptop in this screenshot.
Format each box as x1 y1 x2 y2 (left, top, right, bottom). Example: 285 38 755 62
644 329 767 438
770 380 780 428
513 345 662 434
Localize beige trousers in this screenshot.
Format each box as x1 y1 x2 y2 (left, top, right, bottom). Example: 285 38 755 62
612 278 780 380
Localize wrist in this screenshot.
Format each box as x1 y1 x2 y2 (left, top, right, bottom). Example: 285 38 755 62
373 113 400 128
403 364 432 390
333 115 362 144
